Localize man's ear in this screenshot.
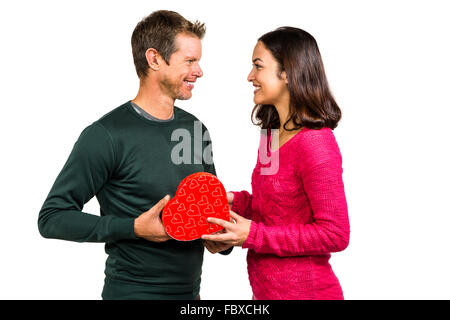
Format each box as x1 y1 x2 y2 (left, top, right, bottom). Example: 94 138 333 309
145 48 163 71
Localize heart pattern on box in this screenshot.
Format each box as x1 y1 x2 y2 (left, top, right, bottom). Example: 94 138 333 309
162 172 230 241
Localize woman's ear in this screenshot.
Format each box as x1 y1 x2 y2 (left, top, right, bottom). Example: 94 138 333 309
280 70 288 85
145 48 162 71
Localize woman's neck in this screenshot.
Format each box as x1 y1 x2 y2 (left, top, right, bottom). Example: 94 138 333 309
274 101 293 133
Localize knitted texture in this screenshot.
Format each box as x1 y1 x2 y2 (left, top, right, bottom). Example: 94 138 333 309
231 127 350 300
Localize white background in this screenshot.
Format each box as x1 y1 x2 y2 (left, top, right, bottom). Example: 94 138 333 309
1 0 449 299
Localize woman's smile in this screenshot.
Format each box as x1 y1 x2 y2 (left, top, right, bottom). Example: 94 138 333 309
253 84 261 94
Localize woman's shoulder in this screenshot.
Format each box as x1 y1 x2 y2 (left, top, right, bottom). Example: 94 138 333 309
294 127 342 165
296 127 336 147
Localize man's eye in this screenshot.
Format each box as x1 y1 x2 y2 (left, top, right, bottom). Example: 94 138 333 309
187 60 194 64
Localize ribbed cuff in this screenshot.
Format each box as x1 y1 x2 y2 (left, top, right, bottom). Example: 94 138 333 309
242 220 257 250
219 246 233 255
110 218 139 241
230 191 243 213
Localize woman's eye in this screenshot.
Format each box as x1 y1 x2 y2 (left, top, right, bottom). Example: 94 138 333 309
254 64 262 69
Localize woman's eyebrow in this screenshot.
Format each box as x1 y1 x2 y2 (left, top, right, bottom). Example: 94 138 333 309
252 58 263 63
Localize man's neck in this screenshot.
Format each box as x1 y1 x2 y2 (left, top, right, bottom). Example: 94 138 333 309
132 79 175 120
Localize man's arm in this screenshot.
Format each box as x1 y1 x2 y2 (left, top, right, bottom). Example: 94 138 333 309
38 122 137 243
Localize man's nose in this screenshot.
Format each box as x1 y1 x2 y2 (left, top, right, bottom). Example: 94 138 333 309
193 63 203 78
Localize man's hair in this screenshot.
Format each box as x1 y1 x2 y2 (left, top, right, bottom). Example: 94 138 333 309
131 10 206 79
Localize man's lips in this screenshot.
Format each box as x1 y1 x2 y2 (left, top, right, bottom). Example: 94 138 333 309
184 80 196 90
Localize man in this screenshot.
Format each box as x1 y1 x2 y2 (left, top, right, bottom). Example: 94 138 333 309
38 10 231 300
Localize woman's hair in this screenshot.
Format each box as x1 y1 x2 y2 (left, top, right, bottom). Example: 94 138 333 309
251 27 341 130
131 10 206 79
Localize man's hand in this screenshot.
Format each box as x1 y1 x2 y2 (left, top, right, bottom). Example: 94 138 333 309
204 229 233 254
134 195 171 242
227 192 234 208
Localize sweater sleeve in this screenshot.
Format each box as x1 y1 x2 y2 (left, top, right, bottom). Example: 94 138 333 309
38 122 137 243
229 191 253 220
242 129 350 257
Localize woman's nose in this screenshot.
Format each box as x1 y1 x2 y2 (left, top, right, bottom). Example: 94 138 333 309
247 69 255 82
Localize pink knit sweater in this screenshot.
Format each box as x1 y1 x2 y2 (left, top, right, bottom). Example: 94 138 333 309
231 127 350 300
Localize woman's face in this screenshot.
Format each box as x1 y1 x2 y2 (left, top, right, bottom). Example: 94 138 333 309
247 41 288 106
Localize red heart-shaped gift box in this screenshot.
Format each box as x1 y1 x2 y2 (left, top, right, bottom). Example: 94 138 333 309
162 172 230 241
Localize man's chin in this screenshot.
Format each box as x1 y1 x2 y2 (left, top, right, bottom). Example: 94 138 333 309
175 93 193 101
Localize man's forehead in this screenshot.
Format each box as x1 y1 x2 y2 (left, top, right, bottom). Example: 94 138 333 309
174 33 202 50
169 37 202 64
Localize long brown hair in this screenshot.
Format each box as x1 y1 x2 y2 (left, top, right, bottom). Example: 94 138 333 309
251 27 341 130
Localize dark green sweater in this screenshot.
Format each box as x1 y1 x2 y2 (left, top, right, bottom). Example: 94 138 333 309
38 101 217 299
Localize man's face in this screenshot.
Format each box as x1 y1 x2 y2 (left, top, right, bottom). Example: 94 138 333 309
159 33 203 101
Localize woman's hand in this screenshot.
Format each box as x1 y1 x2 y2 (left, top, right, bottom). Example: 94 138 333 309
201 211 251 247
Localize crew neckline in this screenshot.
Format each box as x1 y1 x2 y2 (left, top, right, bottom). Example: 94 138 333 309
130 101 175 122
126 101 178 126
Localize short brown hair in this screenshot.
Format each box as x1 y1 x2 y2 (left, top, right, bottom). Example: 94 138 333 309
131 10 206 79
252 27 341 130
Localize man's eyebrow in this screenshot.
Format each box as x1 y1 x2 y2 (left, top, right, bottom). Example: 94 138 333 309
252 58 263 63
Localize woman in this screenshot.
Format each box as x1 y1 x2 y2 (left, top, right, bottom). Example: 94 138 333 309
202 27 350 300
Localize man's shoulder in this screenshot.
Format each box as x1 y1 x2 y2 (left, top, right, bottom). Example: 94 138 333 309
97 101 131 123
92 103 209 133
174 106 207 127
92 101 137 135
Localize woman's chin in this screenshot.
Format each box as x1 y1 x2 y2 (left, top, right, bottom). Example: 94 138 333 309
253 97 264 105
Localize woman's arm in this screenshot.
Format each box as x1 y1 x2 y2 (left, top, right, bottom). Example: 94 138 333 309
229 190 253 220
242 129 350 256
